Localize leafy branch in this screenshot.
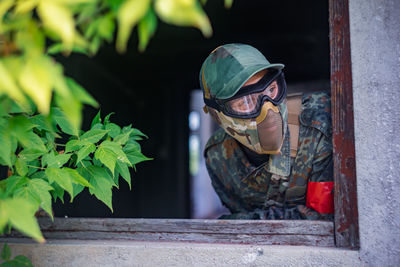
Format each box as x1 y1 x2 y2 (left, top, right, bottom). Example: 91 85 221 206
0 107 151 242
0 0 232 244
1 243 33 267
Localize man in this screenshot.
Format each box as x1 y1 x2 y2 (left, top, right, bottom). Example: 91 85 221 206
200 43 333 220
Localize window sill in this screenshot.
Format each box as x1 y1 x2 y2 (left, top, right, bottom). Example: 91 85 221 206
5 217 334 247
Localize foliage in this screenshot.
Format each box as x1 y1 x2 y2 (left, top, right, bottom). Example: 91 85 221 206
0 0 231 244
1 243 34 267
0 107 151 242
0 0 215 128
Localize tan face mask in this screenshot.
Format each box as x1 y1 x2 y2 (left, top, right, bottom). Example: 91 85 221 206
208 101 287 154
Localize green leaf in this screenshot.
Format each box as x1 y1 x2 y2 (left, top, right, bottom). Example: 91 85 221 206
109 0 124 12
76 143 96 163
18 131 47 153
97 140 131 169
0 201 7 231
8 116 47 152
88 36 102 54
47 43 89 55
37 0 75 51
90 111 101 128
0 0 14 20
43 152 71 168
116 160 131 189
31 171 46 179
66 77 98 107
124 143 152 165
30 114 53 132
105 123 121 138
19 149 45 162
15 158 28 176
98 13 116 43
55 93 82 137
50 63 70 97
72 184 85 199
84 17 101 39
224 0 233 8
127 138 141 151
113 129 133 145
155 0 212 37
14 179 54 219
15 0 39 14
138 8 157 52
51 107 76 136
103 112 114 125
65 139 81 153
94 144 118 174
18 56 54 114
80 129 109 144
3 176 29 197
0 198 44 243
116 0 151 53
50 182 64 203
45 131 57 151
91 123 103 130
15 20 45 57
14 185 41 207
1 243 11 261
131 128 148 138
26 159 40 176
85 165 115 211
64 168 91 188
0 123 14 167
10 255 34 267
45 168 74 201
0 60 27 107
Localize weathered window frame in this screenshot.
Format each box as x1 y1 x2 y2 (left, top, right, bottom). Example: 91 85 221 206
4 0 359 250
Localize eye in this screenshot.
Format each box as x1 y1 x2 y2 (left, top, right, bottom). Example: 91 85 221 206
269 86 275 93
267 85 276 95
265 81 278 98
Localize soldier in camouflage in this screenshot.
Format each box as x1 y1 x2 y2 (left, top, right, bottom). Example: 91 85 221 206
200 44 333 220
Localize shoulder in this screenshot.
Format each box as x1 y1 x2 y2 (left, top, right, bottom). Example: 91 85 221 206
300 91 332 138
204 128 231 157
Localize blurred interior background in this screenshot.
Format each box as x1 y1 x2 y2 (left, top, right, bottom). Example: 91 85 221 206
53 0 330 219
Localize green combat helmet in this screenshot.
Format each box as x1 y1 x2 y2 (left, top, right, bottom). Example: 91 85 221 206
199 43 284 101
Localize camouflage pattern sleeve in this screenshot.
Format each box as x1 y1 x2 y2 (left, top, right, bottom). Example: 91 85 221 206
309 133 333 183
286 91 334 220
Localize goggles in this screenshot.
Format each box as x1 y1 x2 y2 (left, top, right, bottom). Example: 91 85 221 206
205 69 287 119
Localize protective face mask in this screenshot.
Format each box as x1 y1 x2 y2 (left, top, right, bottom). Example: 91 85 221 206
210 101 288 154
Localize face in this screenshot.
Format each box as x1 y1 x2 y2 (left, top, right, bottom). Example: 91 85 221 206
206 68 285 154
245 69 284 153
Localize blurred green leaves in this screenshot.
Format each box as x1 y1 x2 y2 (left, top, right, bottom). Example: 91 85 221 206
0 0 219 133
116 0 151 53
155 0 212 37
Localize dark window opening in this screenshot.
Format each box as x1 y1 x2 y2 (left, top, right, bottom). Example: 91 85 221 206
3 0 359 250
53 0 331 220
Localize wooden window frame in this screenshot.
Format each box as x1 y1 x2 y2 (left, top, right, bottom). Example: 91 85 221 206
3 0 359 250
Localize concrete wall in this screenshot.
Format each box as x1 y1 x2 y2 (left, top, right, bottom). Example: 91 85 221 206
6 239 360 267
349 0 400 265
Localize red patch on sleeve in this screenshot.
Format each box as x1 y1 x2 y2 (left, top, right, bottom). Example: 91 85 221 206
306 181 334 213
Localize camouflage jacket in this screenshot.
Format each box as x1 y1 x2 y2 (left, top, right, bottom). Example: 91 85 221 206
204 91 333 220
